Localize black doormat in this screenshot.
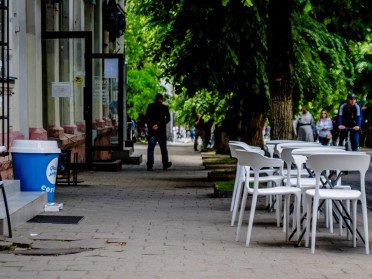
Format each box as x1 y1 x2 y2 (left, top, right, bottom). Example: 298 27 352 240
27 215 84 224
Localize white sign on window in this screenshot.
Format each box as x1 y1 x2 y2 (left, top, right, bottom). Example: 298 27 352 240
104 59 118 78
52 82 72 98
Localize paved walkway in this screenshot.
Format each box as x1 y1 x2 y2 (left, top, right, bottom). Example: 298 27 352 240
1 143 372 278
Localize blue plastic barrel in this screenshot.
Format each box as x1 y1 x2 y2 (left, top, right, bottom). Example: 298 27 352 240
11 140 61 203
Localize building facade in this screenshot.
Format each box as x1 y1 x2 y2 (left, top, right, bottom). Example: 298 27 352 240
0 0 126 177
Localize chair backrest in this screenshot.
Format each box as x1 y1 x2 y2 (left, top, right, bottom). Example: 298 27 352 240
291 154 308 171
276 142 321 157
265 139 304 144
291 154 310 187
282 146 346 169
307 153 370 174
228 142 240 158
281 147 306 168
307 153 371 194
229 142 264 158
265 144 275 158
235 149 283 172
291 147 357 157
281 147 309 186
229 141 261 150
265 140 306 157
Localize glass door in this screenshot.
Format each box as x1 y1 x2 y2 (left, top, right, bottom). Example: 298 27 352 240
90 54 124 161
42 31 93 166
42 32 125 167
44 37 85 129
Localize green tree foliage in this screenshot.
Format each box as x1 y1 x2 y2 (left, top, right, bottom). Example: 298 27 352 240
130 0 372 144
292 0 372 118
126 67 163 120
292 11 358 115
125 0 164 121
308 0 372 41
354 34 372 103
304 0 372 102
169 89 232 128
136 0 269 145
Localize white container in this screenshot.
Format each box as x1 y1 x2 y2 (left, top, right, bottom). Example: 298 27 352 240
11 140 61 203
10 140 61 154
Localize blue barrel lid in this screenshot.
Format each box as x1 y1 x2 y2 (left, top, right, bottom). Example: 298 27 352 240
10 140 61 154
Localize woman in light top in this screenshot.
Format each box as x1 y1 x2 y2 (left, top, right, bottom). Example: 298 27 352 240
316 109 333 145
294 106 314 142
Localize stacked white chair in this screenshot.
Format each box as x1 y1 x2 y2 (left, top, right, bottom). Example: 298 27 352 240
292 147 352 234
280 146 341 202
304 153 370 254
235 149 301 246
228 142 275 226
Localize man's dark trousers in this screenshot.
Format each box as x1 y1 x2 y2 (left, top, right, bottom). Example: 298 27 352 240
338 129 359 151
147 134 169 169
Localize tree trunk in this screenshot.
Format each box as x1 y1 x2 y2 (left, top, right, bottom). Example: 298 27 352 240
269 79 294 140
216 95 265 151
267 0 294 140
213 127 230 154
238 91 266 148
241 111 265 148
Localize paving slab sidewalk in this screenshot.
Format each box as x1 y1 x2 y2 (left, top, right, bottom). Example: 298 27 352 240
0 143 372 279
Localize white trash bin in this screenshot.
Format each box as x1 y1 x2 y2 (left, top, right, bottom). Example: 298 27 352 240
11 140 61 203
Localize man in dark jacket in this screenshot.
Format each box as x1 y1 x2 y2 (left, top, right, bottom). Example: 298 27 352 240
337 93 362 151
145 93 172 171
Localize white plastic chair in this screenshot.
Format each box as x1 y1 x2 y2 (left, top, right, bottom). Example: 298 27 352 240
272 145 319 233
235 149 301 246
282 147 345 194
279 148 317 231
229 142 254 213
280 147 316 186
291 147 354 233
229 142 272 227
229 141 262 151
229 142 264 213
304 153 370 254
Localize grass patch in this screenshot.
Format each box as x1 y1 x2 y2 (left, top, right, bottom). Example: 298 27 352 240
208 168 236 181
209 168 235 173
201 148 216 154
215 180 255 190
203 157 237 164
215 180 235 191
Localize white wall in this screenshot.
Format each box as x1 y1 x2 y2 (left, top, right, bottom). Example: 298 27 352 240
10 0 44 136
26 0 43 129
9 0 22 133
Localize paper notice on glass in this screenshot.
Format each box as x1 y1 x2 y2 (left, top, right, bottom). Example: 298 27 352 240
104 59 118 78
52 82 72 98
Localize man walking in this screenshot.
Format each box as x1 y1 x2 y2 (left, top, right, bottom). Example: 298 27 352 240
145 93 172 171
338 93 362 151
193 114 205 151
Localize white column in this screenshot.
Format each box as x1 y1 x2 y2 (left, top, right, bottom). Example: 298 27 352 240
53 3 60 127
17 0 29 137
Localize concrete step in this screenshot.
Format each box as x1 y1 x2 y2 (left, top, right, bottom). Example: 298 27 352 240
0 187 47 236
111 147 133 160
127 152 143 165
3 180 21 196
112 148 142 165
91 160 122 171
